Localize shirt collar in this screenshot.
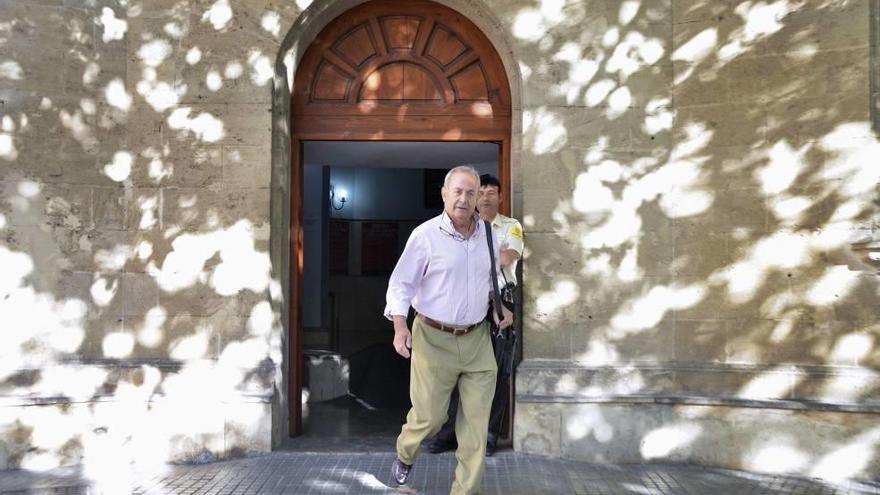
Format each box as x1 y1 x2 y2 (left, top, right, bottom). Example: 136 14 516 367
441 210 481 237
482 213 502 227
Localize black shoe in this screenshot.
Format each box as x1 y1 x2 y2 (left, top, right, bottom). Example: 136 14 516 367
486 441 497 457
425 438 456 454
391 458 412 486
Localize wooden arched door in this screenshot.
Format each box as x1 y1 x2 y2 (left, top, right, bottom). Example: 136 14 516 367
289 0 511 435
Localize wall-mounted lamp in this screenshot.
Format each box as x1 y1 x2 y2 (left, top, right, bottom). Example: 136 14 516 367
330 186 348 211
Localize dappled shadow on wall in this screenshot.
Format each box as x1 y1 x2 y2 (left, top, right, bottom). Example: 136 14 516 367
514 0 880 482
0 0 305 490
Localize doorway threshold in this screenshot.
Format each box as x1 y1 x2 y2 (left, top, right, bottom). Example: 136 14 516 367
282 395 406 453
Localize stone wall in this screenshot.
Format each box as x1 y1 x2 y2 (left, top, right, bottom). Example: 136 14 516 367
0 0 302 471
1 0 879 483
511 0 880 481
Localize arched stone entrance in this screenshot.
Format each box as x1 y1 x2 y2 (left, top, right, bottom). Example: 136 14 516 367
285 0 513 435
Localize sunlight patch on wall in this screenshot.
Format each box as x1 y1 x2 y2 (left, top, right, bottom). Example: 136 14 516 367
59 108 97 151
711 231 815 306
0 60 22 80
644 97 673 135
609 284 703 336
572 165 616 213
566 404 613 442
580 204 641 249
0 245 34 302
90 277 118 307
103 331 135 359
524 108 567 154
672 123 714 159
749 440 810 473
719 1 800 60
137 306 167 348
806 265 859 306
149 232 216 292
0 132 17 160
137 39 173 68
148 221 269 303
756 141 806 195
829 333 873 364
99 7 127 43
606 87 632 119
213 221 272 295
640 423 702 459
738 368 798 400
512 9 548 42
103 151 133 182
186 47 202 65
169 328 211 361
206 70 223 91
247 301 275 337
660 186 713 218
167 107 225 143
137 76 181 112
1 245 89 373
769 195 810 224
226 61 243 79
535 279 578 317
219 338 270 375
819 369 878 402
618 0 641 25
819 124 880 196
607 32 665 80
575 339 620 366
134 192 160 230
38 366 109 402
261 11 281 38
672 28 717 63
551 43 600 104
248 50 274 86
811 427 880 481
585 78 616 107
104 79 132 111
203 0 233 31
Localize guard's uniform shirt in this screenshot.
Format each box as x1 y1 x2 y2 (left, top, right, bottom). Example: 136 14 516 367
488 213 523 287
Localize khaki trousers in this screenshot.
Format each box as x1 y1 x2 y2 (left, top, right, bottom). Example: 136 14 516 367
396 316 497 495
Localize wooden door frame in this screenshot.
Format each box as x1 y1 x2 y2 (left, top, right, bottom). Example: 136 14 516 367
288 0 512 436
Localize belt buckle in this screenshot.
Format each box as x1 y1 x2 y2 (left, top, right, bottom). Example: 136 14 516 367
452 327 467 336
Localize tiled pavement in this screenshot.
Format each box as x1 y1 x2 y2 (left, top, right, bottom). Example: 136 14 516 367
1 451 879 495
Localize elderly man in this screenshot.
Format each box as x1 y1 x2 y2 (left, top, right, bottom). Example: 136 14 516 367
425 173 523 456
385 165 513 494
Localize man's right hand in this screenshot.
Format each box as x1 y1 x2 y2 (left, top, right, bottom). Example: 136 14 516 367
392 316 412 358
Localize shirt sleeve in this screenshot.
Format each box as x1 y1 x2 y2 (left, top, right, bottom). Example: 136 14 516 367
504 219 524 255
384 230 429 320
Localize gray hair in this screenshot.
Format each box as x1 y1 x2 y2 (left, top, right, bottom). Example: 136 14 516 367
443 165 481 188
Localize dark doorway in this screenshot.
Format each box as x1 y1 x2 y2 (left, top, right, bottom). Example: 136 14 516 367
287 141 499 451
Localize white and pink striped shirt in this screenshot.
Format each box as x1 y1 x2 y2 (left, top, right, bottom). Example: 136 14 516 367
384 211 500 327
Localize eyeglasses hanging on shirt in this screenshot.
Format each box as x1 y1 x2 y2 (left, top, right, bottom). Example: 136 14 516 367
438 224 468 242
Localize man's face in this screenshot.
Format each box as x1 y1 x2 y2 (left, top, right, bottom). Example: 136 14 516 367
441 171 478 225
478 184 500 218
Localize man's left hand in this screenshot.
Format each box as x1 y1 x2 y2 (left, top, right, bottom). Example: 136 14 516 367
493 303 513 330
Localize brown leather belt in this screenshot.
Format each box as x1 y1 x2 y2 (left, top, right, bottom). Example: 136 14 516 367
418 314 482 336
